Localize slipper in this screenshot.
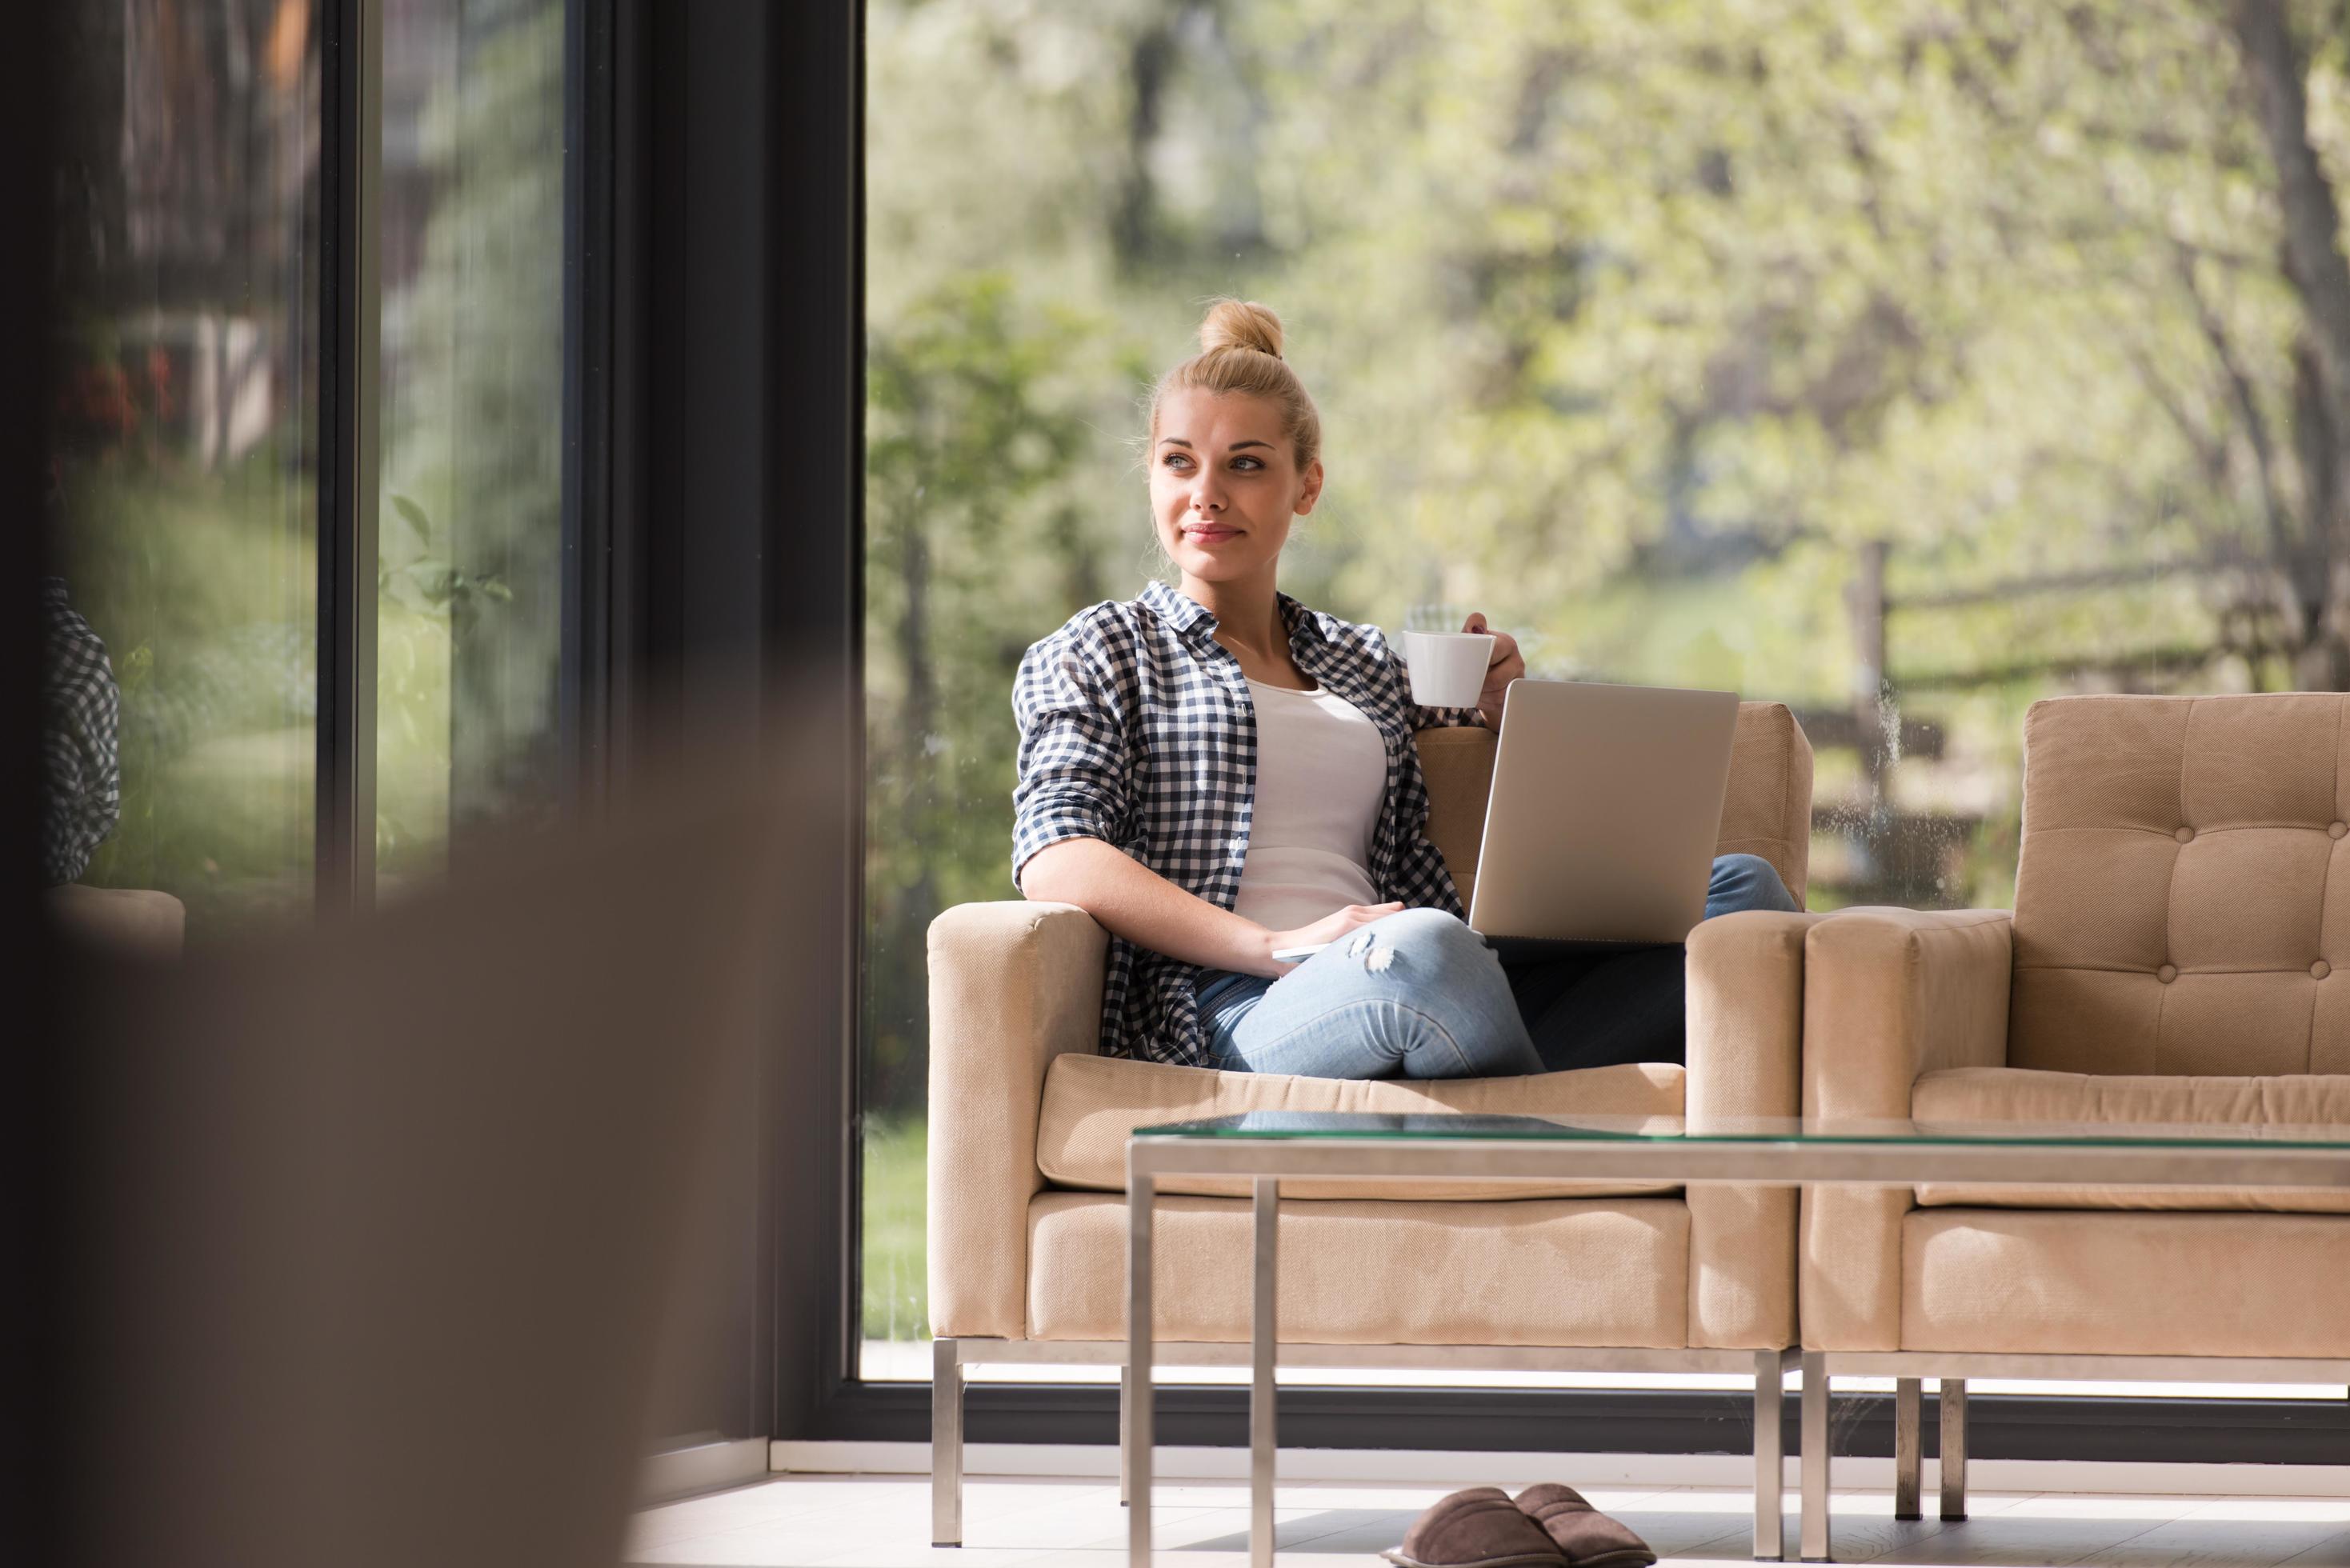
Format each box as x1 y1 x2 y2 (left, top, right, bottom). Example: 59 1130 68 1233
1513 1484 1658 1568
1381 1486 1571 1568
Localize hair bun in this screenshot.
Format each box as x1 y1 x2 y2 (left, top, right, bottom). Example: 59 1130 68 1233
1199 298 1284 359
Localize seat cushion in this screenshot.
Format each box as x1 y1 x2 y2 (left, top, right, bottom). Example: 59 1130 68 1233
1036 1052 1683 1201
1027 1190 1690 1346
1902 1207 2350 1356
1911 1066 2350 1213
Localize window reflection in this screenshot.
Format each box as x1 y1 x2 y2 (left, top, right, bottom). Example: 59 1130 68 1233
376 0 567 893
50 0 322 938
45 0 572 933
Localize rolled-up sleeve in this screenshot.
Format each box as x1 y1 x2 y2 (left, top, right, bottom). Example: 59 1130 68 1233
1407 698 1486 734
1011 630 1133 886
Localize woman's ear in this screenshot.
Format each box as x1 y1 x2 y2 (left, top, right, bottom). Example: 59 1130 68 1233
1295 458 1325 517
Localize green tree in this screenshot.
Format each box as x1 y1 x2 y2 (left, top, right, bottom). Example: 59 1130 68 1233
862 278 1121 1112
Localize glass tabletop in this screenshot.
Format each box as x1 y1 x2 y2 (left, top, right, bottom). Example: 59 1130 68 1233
1132 1111 2350 1150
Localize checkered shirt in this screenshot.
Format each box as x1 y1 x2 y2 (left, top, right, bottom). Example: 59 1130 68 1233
40 577 121 886
1012 578 1481 1065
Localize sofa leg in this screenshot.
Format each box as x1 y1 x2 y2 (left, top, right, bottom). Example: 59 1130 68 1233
1799 1352 1829 1562
1119 1359 1134 1506
1752 1350 1785 1560
1939 1378 1968 1522
1893 1378 1923 1520
932 1337 964 1546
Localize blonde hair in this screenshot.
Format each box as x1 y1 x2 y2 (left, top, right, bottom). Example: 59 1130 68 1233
1148 298 1322 472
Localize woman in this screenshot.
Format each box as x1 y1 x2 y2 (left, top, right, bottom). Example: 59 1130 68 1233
1012 299 1797 1079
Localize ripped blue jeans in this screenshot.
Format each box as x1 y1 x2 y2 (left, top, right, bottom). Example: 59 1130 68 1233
1195 853 1799 1079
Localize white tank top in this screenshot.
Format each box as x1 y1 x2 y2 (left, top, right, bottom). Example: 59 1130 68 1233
1232 679 1388 932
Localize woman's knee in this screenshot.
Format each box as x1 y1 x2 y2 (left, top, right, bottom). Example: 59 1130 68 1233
1361 906 1491 971
1356 909 1538 1077
1707 853 1800 916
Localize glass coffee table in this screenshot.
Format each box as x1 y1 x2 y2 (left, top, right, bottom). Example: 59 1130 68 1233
1120 1112 2350 1567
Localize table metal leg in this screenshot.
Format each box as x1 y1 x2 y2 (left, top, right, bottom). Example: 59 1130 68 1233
1939 1378 1968 1522
931 1336 963 1546
1799 1352 1829 1562
1128 1173 1154 1566
1893 1377 1922 1521
1251 1177 1278 1568
1752 1349 1784 1561
1119 1360 1134 1507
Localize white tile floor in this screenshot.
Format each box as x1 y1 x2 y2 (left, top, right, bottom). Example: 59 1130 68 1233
627 1474 2350 1567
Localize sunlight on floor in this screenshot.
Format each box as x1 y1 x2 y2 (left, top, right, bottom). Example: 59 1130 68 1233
629 1474 2350 1567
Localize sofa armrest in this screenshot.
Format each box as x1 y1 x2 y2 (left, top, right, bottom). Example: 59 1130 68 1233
47 884 187 957
1804 907 2015 1118
1799 906 2015 1350
1684 910 1822 1348
925 901 1108 1341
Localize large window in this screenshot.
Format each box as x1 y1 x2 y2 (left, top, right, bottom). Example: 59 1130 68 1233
859 0 2350 1394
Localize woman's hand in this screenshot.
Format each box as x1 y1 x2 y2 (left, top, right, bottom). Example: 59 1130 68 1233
1463 612 1525 730
1259 902 1404 975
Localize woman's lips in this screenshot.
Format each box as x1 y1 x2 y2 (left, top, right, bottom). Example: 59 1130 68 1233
1183 523 1242 543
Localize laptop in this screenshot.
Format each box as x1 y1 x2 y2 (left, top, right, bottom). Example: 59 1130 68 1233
1269 679 1739 963
1467 678 1739 955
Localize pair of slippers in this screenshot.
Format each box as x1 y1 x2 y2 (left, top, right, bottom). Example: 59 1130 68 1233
1383 1483 1657 1568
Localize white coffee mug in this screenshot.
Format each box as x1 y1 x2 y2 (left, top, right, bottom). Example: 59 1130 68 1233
1401 630 1495 709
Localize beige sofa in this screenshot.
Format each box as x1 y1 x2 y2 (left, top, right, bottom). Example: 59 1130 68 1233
927 705 1818 1554
1795 694 2350 1560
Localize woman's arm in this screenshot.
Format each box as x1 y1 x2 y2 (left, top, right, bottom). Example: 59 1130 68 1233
1021 838 1399 980
1011 614 1401 978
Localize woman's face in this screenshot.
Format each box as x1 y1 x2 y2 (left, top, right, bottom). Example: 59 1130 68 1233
1149 388 1323 587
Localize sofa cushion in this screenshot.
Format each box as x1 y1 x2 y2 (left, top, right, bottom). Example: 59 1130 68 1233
1036 1052 1683 1201
1027 1190 1690 1346
2009 693 2350 1076
1910 1066 2350 1213
1902 1207 2350 1357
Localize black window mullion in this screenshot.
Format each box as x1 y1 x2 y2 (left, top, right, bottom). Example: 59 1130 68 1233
316 0 382 913
562 0 618 813
767 0 865 1442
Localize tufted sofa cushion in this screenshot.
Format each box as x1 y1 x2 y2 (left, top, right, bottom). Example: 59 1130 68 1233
2010 693 2350 1076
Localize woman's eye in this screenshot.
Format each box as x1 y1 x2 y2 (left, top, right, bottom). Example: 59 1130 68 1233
1232 458 1263 472
1162 453 1191 470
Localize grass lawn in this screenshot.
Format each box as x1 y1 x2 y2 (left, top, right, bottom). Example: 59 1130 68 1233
862 1112 929 1342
